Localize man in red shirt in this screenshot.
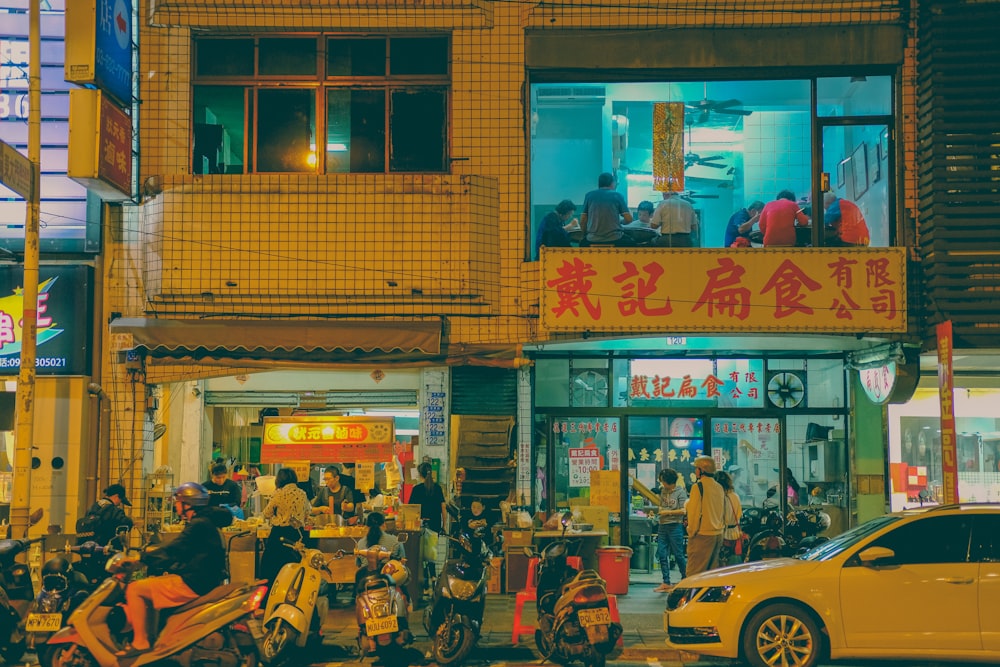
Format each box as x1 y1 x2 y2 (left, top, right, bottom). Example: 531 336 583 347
758 190 810 247
823 192 871 246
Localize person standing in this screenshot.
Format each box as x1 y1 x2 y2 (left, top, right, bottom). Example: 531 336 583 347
651 191 698 247
579 172 634 246
311 467 356 521
715 470 744 566
823 192 870 246
654 468 688 592
260 467 310 585
724 200 764 248
685 456 726 576
76 483 134 547
758 190 809 247
203 463 243 508
410 461 447 594
535 199 578 255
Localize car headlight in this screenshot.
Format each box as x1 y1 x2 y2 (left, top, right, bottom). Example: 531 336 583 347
666 587 700 611
697 586 735 603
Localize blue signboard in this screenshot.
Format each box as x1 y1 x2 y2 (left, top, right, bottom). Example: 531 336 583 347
94 0 132 107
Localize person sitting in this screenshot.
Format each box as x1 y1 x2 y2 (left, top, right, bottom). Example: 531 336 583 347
119 482 231 656
535 199 579 256
623 200 659 244
579 172 635 247
758 190 810 247
724 200 764 248
823 192 870 246
651 191 698 247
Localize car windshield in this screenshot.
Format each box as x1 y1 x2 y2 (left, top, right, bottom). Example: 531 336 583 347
798 515 902 561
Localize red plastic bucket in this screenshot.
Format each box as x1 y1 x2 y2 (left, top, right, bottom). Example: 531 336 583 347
595 546 633 595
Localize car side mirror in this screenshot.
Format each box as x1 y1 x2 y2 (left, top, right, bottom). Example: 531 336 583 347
858 546 894 565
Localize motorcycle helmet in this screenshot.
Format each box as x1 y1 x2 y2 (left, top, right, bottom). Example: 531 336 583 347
41 556 72 593
173 481 210 507
381 559 409 587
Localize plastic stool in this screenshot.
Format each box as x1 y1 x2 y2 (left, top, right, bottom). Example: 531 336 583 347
525 556 583 591
512 589 537 645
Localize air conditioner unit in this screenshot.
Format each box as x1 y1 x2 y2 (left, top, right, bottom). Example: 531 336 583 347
535 86 607 105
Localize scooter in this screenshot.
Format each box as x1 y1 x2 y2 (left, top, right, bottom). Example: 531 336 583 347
422 529 492 665
342 536 412 662
24 542 113 664
43 552 267 667
0 535 45 664
258 535 330 664
0 507 46 664
529 513 621 667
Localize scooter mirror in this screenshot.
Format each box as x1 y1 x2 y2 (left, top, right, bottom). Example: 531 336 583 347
398 532 409 544
560 511 573 526
522 546 533 558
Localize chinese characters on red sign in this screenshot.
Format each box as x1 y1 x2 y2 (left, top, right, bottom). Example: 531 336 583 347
936 321 958 504
540 248 907 333
261 417 394 463
629 369 761 403
98 93 131 196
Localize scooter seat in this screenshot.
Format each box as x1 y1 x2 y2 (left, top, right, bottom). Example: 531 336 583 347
166 583 243 616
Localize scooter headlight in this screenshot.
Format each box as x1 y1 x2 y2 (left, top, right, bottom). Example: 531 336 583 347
308 551 326 571
447 576 476 601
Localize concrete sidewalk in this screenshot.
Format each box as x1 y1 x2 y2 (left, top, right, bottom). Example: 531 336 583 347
319 577 684 663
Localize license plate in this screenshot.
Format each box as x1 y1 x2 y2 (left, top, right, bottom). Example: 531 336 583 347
365 615 399 636
25 613 62 632
578 607 611 628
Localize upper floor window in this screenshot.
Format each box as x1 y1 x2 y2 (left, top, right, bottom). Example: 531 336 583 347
192 34 450 175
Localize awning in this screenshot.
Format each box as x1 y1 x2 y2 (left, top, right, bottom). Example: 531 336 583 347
109 318 442 364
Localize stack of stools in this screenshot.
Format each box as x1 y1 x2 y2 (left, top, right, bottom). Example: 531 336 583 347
512 556 621 646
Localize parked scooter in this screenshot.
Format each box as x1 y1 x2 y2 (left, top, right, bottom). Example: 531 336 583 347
744 506 831 561
528 513 621 667
258 534 330 664
337 535 412 662
422 529 492 665
43 552 266 667
25 542 114 663
0 535 45 664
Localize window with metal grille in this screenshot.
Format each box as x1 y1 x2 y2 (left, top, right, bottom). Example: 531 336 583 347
191 35 450 175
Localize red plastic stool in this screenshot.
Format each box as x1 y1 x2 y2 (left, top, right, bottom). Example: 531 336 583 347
512 589 537 645
567 556 583 571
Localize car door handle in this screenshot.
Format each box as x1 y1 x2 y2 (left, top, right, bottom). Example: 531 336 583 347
942 577 974 585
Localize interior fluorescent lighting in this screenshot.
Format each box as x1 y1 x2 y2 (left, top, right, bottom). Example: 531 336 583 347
327 142 348 152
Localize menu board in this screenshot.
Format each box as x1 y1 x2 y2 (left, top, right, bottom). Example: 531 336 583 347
569 448 601 487
590 470 621 512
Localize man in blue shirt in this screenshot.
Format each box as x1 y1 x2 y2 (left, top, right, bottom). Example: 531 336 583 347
580 172 634 246
724 200 764 248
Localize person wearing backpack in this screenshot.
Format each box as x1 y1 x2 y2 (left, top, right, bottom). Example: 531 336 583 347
76 483 134 547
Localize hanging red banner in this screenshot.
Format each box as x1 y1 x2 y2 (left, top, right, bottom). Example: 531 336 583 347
261 416 395 463
936 321 958 504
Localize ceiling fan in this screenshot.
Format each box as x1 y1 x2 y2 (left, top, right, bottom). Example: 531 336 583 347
685 83 753 124
677 189 720 204
683 115 728 169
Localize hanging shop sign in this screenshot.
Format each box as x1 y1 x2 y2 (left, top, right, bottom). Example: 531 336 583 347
552 419 618 435
261 416 394 463
68 89 132 200
859 362 896 405
936 321 958 504
65 0 134 108
0 265 93 376
420 370 448 448
540 247 907 333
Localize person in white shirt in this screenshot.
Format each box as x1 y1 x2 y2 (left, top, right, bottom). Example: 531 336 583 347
685 456 726 576
652 191 698 247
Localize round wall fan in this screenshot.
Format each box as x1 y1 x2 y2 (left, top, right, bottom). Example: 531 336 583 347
767 371 805 409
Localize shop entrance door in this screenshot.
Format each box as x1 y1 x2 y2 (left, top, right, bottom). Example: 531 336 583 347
625 416 705 550
708 417 784 511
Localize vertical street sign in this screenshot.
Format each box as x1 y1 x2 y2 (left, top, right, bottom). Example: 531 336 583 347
65 0 134 108
0 140 33 200
936 321 958 504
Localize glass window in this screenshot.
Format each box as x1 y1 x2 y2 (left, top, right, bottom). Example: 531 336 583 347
326 89 385 173
390 88 447 172
259 38 317 76
193 34 449 174
971 514 1000 563
821 124 890 247
327 38 386 77
868 515 973 565
196 38 254 77
256 89 315 173
534 358 570 408
817 76 892 117
710 417 780 508
389 37 449 75
193 86 245 174
528 76 894 259
551 416 621 509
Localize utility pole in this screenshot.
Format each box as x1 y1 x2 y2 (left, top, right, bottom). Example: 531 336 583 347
11 0 42 539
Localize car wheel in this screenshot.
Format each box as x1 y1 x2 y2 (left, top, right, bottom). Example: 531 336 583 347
742 603 822 667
